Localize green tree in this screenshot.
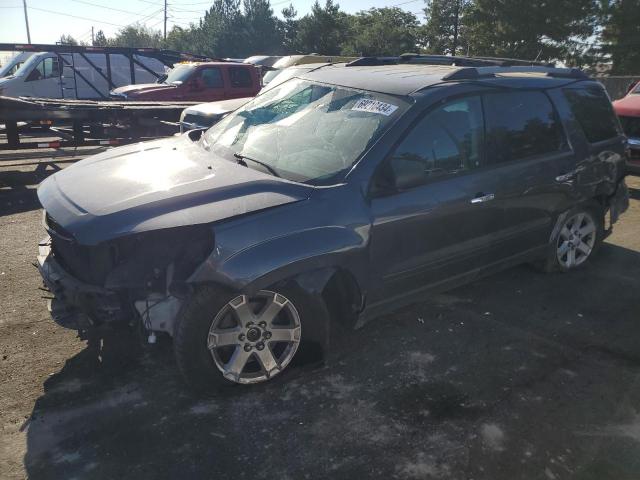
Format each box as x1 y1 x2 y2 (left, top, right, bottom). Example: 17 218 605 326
165 26 200 54
422 0 471 55
464 0 599 61
58 34 78 45
93 29 108 47
294 0 350 55
242 0 283 54
279 4 299 53
342 8 419 56
197 0 246 57
109 24 163 48
600 0 640 73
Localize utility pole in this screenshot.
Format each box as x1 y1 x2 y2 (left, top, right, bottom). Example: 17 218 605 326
452 0 459 56
164 0 167 41
22 0 31 44
91 26 95 45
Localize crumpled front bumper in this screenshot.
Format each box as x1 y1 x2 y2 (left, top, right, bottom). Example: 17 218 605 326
37 237 123 330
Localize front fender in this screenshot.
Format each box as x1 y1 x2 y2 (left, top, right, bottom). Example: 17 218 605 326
188 225 369 294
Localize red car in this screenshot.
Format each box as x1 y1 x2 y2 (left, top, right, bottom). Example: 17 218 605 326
613 80 640 173
110 62 260 102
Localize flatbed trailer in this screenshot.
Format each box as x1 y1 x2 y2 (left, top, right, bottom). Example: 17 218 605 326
0 95 201 150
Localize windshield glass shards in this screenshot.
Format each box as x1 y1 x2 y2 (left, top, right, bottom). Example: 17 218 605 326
203 78 407 184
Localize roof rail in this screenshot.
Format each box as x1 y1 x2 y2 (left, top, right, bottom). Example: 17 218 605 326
399 53 554 67
346 56 399 67
345 53 555 68
443 65 589 81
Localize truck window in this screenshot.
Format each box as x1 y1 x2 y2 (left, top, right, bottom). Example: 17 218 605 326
229 67 252 88
200 68 223 88
564 87 620 143
27 57 60 82
484 91 564 164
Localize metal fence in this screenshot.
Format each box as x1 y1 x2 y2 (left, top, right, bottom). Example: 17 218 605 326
596 76 640 101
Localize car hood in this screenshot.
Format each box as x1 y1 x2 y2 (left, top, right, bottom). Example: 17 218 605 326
38 135 312 245
613 94 640 117
113 83 176 96
185 97 251 117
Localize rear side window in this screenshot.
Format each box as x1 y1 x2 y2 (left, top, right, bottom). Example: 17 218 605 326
484 91 564 164
564 87 620 143
200 68 223 88
229 67 252 88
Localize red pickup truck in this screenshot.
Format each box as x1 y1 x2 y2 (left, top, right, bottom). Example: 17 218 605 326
613 80 640 173
110 62 260 102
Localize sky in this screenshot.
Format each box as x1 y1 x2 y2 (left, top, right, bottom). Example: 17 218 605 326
0 0 427 45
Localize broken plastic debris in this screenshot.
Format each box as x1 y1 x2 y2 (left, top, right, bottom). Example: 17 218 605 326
417 317 424 324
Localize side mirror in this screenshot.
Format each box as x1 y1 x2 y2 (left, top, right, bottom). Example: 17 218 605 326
390 157 427 190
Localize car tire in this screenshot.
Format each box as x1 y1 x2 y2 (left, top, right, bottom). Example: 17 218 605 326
535 204 604 273
173 283 329 394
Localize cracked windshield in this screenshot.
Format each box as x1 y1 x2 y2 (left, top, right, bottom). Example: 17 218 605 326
204 79 406 182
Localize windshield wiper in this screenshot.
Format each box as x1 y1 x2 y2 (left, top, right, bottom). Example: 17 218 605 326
233 152 281 178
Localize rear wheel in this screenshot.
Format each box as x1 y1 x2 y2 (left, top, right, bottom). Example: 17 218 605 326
537 205 603 272
174 284 327 392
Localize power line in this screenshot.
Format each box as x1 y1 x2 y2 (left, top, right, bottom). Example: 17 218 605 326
27 6 127 26
71 0 154 17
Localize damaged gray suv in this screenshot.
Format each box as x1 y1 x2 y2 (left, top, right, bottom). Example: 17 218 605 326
37 57 630 391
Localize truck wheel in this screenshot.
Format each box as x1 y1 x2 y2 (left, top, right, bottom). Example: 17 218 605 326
173 284 328 393
536 205 604 273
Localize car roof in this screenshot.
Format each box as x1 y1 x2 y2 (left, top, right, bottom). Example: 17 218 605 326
299 63 587 96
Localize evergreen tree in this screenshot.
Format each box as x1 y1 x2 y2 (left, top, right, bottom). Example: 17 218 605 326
422 0 471 55
279 4 299 53
59 34 79 46
242 0 283 54
294 0 349 55
198 0 245 57
93 30 108 47
464 0 598 61
342 8 419 56
600 0 640 73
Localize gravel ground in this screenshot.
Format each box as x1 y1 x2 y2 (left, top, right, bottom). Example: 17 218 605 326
1 148 640 480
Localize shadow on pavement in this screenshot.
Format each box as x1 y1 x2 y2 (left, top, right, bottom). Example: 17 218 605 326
0 161 72 217
23 243 640 479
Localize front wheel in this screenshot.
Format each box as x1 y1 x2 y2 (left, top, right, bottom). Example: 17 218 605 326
173 284 328 392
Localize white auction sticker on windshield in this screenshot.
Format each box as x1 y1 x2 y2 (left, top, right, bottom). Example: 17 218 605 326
352 99 398 116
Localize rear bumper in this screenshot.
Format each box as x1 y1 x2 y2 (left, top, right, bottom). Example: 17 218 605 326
37 237 124 330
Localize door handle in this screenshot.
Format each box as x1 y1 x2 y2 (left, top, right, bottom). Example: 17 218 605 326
470 193 495 204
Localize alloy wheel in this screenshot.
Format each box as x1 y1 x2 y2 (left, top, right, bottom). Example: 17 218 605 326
207 290 301 384
556 211 597 269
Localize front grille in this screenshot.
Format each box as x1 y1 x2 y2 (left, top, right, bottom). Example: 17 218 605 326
46 213 114 286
